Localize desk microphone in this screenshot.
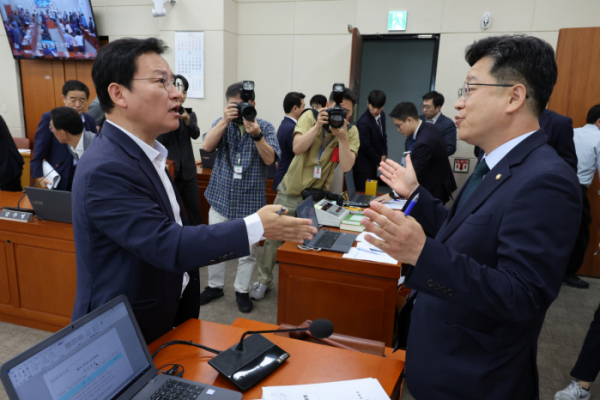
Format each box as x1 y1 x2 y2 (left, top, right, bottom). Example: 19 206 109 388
3 162 63 213
209 319 334 391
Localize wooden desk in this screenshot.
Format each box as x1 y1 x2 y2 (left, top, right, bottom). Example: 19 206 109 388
149 318 404 400
0 191 76 332
276 235 402 347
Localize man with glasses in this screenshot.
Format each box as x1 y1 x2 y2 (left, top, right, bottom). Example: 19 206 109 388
70 38 316 343
361 35 581 399
31 80 97 190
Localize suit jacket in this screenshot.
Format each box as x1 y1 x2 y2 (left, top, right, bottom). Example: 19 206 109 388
397 130 581 399
539 109 578 172
157 113 201 182
273 116 297 191
406 113 457 156
0 115 24 187
71 122 250 344
410 122 456 203
31 111 97 191
67 130 95 161
353 109 388 191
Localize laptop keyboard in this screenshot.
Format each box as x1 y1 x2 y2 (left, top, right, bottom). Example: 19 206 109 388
151 379 205 399
312 231 340 249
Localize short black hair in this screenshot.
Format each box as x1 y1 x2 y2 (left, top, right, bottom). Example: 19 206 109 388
283 92 305 113
389 102 419 121
62 80 89 99
587 104 600 124
51 106 84 135
226 82 255 102
465 35 557 117
367 90 386 108
310 94 327 108
176 75 189 92
422 91 444 108
329 88 356 106
92 37 169 113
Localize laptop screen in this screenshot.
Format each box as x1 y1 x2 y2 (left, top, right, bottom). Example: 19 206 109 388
295 197 320 245
344 173 356 198
6 301 151 400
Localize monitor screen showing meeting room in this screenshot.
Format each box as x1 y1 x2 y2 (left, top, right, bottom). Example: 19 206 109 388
1 0 98 60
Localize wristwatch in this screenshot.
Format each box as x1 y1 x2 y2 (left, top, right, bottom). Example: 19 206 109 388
251 132 263 142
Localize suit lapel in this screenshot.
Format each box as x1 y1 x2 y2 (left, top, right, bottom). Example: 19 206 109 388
101 123 176 222
437 130 547 243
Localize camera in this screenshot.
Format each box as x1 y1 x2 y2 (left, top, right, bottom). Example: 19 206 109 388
325 83 347 130
234 81 257 124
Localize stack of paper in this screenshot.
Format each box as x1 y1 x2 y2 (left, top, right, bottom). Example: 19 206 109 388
343 246 398 265
262 378 391 400
383 199 407 210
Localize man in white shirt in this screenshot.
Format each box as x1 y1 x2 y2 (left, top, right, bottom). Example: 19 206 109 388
49 106 95 161
70 37 316 344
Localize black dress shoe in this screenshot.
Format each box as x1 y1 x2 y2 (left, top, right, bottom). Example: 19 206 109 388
236 292 253 313
200 286 224 305
562 275 590 289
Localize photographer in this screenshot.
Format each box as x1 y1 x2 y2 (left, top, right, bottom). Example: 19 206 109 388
201 81 280 313
250 85 360 301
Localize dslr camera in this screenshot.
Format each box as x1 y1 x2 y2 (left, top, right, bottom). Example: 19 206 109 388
234 80 257 124
325 83 347 130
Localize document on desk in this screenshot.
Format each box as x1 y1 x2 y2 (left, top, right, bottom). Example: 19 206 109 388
343 244 399 265
261 377 390 400
384 199 407 210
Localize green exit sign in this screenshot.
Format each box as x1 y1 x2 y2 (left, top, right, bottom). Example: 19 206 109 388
388 11 407 31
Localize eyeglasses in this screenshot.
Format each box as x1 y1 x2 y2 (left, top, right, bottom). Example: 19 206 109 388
458 82 527 100
422 104 433 110
131 74 177 92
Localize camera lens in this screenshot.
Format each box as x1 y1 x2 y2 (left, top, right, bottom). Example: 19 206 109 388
241 104 257 122
329 113 344 128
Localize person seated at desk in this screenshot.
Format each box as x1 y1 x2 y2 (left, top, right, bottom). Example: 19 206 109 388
31 80 97 190
0 115 24 192
49 106 96 162
71 37 316 344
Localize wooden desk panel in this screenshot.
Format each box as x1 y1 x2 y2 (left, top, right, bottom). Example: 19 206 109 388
0 191 76 332
277 240 402 347
149 319 404 400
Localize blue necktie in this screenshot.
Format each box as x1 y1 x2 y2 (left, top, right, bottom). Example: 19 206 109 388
457 159 490 209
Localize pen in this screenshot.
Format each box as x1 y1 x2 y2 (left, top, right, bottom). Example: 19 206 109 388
594 250 600 256
276 207 287 215
403 193 420 217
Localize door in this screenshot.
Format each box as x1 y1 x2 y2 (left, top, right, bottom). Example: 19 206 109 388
349 27 363 123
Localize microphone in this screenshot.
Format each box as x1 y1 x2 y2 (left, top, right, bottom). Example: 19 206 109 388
209 319 334 391
6 162 64 213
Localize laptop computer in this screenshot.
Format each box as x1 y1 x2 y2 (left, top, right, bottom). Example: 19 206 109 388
0 295 241 400
199 149 217 169
296 197 357 253
345 173 377 207
24 187 72 223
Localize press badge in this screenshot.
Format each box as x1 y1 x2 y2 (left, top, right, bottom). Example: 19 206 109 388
233 165 243 180
313 165 322 179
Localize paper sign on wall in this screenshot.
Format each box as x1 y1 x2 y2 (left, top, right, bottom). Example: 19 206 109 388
175 32 204 99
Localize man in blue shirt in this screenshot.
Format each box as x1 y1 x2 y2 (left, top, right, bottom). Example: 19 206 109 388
201 82 280 313
273 92 305 191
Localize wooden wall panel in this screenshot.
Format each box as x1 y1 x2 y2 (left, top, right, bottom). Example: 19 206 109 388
20 60 57 142
548 27 600 278
0 243 11 305
52 60 66 107
75 61 96 111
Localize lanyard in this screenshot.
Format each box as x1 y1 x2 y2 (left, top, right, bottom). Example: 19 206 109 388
317 128 334 165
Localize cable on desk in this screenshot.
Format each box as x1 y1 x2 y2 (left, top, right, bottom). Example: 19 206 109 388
151 340 222 360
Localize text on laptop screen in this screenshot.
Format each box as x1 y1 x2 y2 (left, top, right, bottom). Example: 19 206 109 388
7 302 150 400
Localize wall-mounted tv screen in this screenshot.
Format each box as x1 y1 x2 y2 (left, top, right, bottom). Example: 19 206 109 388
1 0 98 60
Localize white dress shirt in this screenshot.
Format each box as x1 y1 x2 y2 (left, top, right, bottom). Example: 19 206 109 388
426 111 441 124
573 124 600 187
69 132 86 160
482 130 536 170
285 115 298 124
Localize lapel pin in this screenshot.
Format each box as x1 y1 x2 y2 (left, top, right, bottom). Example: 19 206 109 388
496 174 502 181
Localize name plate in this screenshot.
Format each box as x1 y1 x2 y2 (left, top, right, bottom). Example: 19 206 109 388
0 209 34 223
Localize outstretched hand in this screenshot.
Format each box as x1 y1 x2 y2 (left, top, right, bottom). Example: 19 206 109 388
379 156 419 199
257 205 317 244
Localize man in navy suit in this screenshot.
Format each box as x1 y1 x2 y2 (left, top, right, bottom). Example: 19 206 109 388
31 80 97 190
362 35 581 399
353 90 387 192
71 38 316 344
405 91 457 157
388 102 456 204
273 92 305 191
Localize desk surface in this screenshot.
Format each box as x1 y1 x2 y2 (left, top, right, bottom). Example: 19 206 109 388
149 319 404 400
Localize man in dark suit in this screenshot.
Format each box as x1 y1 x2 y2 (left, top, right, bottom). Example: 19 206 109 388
539 108 578 172
49 106 95 162
405 91 457 157
0 115 24 192
362 35 581 399
389 102 456 204
31 80 97 190
157 74 203 226
353 90 387 192
273 91 305 191
71 38 316 344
